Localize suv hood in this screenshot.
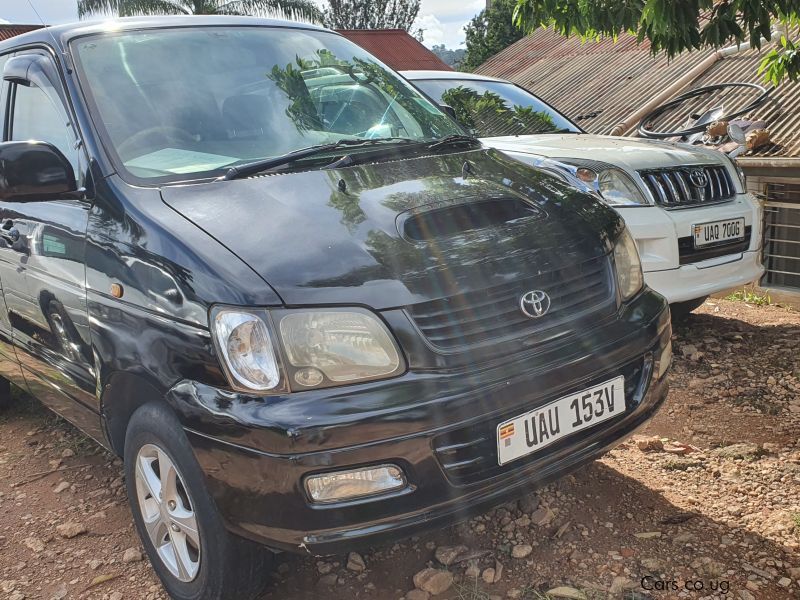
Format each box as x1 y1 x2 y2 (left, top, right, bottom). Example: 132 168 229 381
485 134 727 171
161 149 622 309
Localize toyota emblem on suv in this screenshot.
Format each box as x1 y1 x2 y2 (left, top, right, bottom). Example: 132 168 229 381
689 169 708 188
520 290 551 318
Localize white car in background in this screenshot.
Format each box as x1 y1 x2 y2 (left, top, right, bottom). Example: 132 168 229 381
403 70 765 316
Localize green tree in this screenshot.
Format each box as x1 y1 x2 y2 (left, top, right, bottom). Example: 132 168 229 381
324 0 420 31
461 0 525 72
513 0 800 84
430 44 466 68
77 0 322 22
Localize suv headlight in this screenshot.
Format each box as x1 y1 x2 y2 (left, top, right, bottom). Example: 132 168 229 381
563 160 650 206
211 306 404 394
614 228 644 301
723 154 746 192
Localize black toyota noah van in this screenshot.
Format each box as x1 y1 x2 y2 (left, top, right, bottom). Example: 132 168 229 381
0 17 671 599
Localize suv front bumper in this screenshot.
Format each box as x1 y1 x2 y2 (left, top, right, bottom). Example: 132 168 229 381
620 193 764 303
169 291 671 555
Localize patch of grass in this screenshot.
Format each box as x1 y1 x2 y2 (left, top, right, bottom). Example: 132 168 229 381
661 456 705 471
453 578 491 600
517 589 608 600
792 512 800 532
724 288 772 306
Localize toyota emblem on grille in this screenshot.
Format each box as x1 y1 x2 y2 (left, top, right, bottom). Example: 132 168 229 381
689 169 708 188
520 290 551 318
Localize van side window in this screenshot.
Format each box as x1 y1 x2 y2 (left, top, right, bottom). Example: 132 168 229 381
10 82 79 176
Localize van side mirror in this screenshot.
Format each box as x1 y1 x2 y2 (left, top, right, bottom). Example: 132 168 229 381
3 54 58 90
0 141 79 202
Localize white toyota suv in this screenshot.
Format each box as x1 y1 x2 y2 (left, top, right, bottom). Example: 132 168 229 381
403 70 764 315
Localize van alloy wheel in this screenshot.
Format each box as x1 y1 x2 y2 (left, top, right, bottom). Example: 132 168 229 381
134 443 201 582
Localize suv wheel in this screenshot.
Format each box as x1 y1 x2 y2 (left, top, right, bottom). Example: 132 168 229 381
124 404 272 600
670 296 709 321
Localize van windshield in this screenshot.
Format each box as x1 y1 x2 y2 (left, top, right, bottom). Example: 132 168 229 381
412 79 580 137
72 27 462 181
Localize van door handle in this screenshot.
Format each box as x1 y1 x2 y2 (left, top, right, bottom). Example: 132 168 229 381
0 221 20 243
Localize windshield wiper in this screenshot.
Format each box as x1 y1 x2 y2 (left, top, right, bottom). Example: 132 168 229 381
426 134 481 150
220 138 418 181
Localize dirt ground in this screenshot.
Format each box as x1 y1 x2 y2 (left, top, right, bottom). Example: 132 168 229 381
0 298 797 600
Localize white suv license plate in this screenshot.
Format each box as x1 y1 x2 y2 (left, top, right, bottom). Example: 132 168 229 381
496 376 625 466
693 217 745 248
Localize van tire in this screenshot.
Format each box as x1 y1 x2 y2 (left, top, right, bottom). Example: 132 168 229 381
123 403 272 600
670 296 708 321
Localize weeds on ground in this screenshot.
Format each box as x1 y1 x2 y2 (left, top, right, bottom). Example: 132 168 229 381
514 585 613 600
454 578 491 600
662 458 701 471
724 288 772 305
792 512 800 532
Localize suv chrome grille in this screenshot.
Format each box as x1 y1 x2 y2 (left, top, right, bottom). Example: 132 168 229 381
407 255 615 351
639 165 735 207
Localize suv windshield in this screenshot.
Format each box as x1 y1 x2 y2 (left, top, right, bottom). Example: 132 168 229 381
72 27 462 181
412 79 580 138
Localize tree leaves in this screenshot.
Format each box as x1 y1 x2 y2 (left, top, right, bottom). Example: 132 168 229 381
462 0 525 71
77 0 322 22
759 35 800 84
513 0 800 82
323 0 420 31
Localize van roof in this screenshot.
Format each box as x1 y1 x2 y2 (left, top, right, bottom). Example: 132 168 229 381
0 16 328 53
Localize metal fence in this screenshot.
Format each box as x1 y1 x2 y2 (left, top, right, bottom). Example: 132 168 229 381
762 181 800 290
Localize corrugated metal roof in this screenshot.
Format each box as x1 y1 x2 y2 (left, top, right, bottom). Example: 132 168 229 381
475 27 800 158
0 24 42 42
337 29 452 72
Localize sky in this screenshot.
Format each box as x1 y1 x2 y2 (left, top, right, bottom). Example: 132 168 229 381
1 0 483 48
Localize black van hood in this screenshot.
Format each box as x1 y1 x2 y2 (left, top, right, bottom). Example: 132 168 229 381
161 149 622 309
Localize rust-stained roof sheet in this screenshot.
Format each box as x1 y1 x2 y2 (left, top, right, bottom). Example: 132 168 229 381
475 27 800 158
337 29 452 72
0 24 42 42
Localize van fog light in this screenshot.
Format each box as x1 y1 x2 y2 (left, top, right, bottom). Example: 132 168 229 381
305 465 406 503
294 367 324 387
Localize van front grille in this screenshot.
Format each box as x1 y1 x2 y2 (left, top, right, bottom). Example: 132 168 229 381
406 255 615 351
432 356 648 486
639 165 735 208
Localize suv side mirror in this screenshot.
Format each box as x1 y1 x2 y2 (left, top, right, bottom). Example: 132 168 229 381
439 104 457 120
0 141 78 202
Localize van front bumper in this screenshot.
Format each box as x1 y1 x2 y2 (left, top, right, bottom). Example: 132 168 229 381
169 291 671 555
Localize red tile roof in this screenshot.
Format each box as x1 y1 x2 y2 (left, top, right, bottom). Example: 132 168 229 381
337 29 452 72
0 24 42 42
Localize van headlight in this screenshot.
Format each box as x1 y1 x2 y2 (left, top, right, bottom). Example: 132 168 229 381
211 307 404 394
614 228 644 301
